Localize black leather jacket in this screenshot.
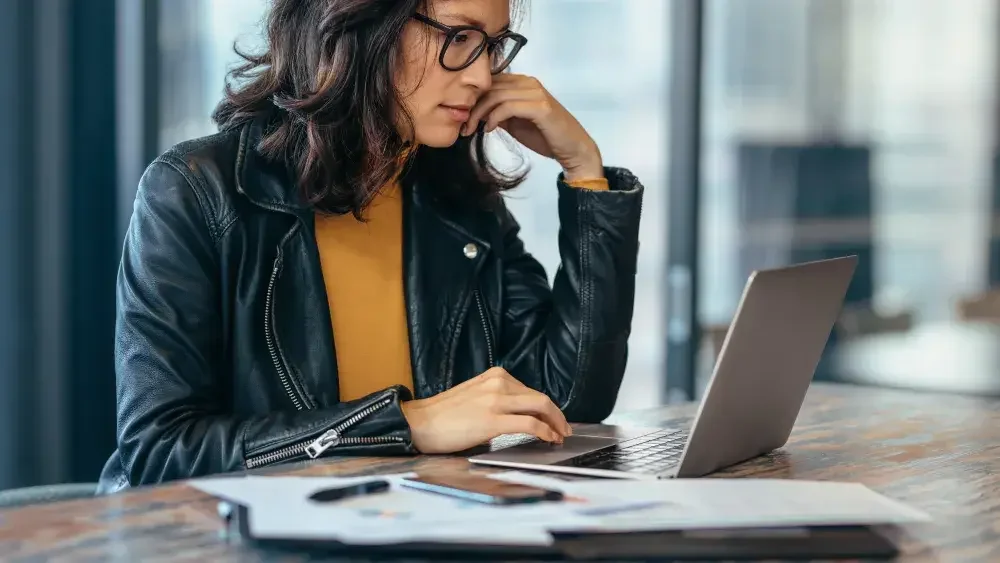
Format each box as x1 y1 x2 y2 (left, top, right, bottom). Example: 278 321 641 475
97 119 644 494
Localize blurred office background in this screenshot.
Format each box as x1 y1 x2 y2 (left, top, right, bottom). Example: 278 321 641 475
2 0 1000 491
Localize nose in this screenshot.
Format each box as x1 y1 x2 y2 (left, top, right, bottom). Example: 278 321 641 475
459 49 493 91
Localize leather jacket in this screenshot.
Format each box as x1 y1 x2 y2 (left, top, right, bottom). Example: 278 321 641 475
97 118 644 494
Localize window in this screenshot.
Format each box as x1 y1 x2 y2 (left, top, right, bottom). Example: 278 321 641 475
698 0 1000 394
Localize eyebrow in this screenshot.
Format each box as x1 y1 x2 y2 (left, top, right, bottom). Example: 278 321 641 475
439 13 511 34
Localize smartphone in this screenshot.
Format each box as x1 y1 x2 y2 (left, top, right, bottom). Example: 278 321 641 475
400 473 564 505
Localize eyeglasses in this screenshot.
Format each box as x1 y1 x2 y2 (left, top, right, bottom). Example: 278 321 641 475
411 13 528 74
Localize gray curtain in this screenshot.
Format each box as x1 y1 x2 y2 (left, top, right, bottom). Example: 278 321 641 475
0 0 121 490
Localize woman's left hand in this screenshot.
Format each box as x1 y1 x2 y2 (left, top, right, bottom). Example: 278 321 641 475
462 74 604 181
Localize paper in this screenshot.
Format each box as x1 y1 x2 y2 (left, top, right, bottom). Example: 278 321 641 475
191 473 576 545
192 473 416 506
492 471 932 532
189 472 930 546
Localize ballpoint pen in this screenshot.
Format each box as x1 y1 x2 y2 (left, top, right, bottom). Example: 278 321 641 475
307 479 392 503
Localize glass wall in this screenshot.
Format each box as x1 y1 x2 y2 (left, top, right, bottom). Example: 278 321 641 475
698 0 1000 395
155 0 670 412
158 0 269 151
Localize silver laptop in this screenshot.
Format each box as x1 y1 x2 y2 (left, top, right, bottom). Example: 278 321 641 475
469 255 858 480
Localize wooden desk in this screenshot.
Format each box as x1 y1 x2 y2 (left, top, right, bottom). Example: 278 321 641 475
2 383 999 561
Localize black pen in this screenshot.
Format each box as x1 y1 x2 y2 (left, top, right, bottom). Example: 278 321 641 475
307 479 391 503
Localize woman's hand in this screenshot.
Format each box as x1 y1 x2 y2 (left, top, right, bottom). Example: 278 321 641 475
400 367 572 454
463 74 604 181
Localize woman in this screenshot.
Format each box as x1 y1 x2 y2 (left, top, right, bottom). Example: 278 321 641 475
98 0 643 493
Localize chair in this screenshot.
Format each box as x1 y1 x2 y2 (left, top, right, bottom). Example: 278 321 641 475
0 482 98 509
956 289 1000 322
834 304 914 339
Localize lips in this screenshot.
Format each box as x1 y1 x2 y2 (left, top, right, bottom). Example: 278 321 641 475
440 105 472 122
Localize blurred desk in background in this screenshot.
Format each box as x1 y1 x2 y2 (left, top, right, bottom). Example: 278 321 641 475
833 321 1000 396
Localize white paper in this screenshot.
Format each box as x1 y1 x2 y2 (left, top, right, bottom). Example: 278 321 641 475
492 471 932 532
189 471 931 546
191 473 571 545
192 473 416 508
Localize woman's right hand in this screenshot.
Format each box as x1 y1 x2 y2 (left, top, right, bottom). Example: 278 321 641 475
400 367 573 454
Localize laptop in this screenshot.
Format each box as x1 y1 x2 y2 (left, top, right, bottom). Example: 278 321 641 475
469 255 858 480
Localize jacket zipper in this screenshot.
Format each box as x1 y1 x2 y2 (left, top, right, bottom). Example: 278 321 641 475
303 397 404 457
473 288 495 368
264 252 306 411
245 396 403 469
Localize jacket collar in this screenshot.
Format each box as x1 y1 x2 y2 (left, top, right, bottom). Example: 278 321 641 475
235 117 312 218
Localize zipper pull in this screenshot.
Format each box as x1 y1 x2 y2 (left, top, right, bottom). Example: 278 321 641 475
305 429 341 458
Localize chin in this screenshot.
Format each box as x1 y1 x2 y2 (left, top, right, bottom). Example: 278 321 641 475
414 125 464 148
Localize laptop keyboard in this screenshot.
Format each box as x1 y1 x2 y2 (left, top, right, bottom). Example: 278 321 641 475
554 429 688 475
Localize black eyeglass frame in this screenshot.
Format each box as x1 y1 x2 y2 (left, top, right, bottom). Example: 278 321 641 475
411 13 528 74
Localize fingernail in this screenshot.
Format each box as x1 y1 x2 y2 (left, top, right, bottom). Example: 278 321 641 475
565 424 573 436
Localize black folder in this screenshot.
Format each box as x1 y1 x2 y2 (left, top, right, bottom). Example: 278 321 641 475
221 501 901 560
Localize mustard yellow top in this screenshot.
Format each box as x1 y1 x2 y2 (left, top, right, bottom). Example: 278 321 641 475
316 174 608 402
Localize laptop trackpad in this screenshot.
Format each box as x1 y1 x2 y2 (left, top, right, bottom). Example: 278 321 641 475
476 435 619 465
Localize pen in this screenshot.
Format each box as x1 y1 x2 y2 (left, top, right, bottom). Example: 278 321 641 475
307 479 391 503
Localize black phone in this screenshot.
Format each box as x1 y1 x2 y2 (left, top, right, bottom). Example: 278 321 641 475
400 473 564 505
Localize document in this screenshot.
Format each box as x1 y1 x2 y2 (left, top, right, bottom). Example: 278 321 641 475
492 471 932 532
193 473 574 545
189 472 930 546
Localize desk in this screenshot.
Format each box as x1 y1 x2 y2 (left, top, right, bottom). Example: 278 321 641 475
833 321 1000 396
2 383 999 561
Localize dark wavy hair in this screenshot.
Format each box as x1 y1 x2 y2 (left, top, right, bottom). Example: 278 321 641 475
212 0 526 218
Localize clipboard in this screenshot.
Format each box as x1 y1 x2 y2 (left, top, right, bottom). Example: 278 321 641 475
221 501 558 558
219 501 901 560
